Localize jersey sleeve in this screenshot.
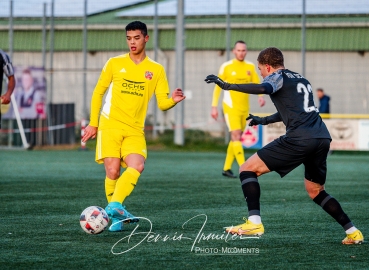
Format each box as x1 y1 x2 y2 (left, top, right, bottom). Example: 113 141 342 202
89 59 113 127
211 65 226 107
249 63 262 96
263 71 284 94
156 93 176 111
1 50 14 77
155 67 176 111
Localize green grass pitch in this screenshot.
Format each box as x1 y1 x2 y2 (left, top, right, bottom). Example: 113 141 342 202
0 149 368 269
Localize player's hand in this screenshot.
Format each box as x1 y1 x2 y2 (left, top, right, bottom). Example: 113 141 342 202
81 125 98 143
205 75 229 89
172 88 186 103
246 114 267 126
211 106 218 120
258 96 266 107
0 94 11 105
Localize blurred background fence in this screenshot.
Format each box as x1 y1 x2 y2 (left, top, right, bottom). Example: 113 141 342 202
1 0 369 149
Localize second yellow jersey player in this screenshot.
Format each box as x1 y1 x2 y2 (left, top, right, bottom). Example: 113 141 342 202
211 41 265 178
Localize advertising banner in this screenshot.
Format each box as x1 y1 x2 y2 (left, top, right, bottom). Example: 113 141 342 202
358 120 369 150
260 118 366 151
241 125 262 149
2 66 46 120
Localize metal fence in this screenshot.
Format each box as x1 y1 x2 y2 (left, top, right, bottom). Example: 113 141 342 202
1 0 369 148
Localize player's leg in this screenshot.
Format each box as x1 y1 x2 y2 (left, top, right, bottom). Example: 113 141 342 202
226 137 306 235
222 111 236 177
304 139 363 244
95 129 122 204
105 129 146 227
234 112 248 165
231 129 245 166
222 141 236 178
225 153 269 235
110 153 144 204
222 108 243 178
230 113 245 167
96 129 129 231
104 157 121 202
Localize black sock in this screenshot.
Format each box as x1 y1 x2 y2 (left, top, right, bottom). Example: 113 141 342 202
313 190 353 230
239 171 260 216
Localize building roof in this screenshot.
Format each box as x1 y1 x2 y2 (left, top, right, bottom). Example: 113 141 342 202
0 0 147 17
1 0 368 52
118 0 369 17
1 0 369 18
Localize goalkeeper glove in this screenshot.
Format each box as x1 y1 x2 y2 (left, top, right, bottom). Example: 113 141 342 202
205 74 230 89
246 114 267 126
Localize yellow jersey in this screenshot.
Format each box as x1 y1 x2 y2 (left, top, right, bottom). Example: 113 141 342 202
212 59 260 114
90 53 176 131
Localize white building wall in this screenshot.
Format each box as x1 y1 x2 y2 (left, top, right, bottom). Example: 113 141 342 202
11 50 369 135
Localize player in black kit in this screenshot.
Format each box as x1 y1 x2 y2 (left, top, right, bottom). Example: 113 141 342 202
0 49 16 128
205 47 363 245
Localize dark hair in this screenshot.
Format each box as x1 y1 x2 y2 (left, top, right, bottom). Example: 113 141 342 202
257 47 284 68
125 21 148 36
234 40 246 47
22 68 32 76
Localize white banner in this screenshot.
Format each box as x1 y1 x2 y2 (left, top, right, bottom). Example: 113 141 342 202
262 118 367 151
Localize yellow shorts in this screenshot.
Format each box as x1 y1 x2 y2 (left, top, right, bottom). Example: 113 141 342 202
95 128 147 168
223 106 248 132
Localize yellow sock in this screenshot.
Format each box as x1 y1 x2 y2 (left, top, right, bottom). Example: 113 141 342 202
232 141 245 166
223 141 234 171
105 177 116 203
110 167 140 204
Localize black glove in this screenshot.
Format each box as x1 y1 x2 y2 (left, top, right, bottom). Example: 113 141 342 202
204 74 230 89
246 114 267 126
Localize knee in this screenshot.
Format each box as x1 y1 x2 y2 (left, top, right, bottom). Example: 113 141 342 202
132 163 145 174
304 179 324 199
239 159 258 176
231 130 242 141
106 166 121 180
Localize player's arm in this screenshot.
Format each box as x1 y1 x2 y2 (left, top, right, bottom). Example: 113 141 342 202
0 52 16 104
211 87 222 120
205 74 273 95
155 68 185 111
156 89 185 111
82 60 112 143
211 67 226 120
247 112 281 126
0 75 15 104
250 66 266 107
89 60 112 127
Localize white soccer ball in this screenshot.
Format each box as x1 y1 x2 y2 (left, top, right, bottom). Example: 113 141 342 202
80 206 109 234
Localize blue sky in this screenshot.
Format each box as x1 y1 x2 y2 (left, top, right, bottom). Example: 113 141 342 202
1 0 368 17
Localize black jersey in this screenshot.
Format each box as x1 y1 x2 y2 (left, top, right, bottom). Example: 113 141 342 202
264 69 331 140
1 49 14 125
0 49 14 94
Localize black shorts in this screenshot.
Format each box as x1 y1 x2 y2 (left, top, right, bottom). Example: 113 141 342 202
257 136 331 185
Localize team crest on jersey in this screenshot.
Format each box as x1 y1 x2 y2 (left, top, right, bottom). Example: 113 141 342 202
247 70 251 76
145 71 153 80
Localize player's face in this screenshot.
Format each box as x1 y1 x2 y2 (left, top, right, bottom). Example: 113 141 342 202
258 63 269 78
21 73 34 91
126 30 149 55
233 43 247 61
316 90 324 99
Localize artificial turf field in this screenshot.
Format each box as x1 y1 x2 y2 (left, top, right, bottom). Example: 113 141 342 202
0 149 368 269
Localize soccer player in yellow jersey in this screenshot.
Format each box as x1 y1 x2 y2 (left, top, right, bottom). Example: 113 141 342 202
82 21 185 232
211 41 265 178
